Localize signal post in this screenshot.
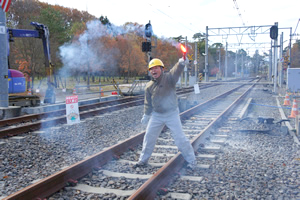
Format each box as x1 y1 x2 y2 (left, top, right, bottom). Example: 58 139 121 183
142 21 153 78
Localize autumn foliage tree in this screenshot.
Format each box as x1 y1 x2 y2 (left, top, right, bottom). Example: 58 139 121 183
5 0 183 89
291 40 300 68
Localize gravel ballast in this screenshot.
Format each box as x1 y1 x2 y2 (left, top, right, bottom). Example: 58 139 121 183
0 81 299 199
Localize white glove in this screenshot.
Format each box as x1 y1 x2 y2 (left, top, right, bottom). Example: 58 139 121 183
179 57 189 66
141 114 150 125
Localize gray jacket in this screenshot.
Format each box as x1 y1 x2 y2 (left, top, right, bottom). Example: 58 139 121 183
144 61 185 115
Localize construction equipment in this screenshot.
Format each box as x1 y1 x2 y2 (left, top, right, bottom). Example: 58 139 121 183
7 22 56 105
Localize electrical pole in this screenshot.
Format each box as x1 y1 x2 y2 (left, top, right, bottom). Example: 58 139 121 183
279 32 283 87
205 26 208 82
225 42 228 80
86 40 90 89
273 22 278 94
287 27 292 90
0 9 9 107
269 43 272 82
219 47 221 74
185 36 187 87
235 50 237 78
241 53 244 78
288 27 292 69
194 42 198 81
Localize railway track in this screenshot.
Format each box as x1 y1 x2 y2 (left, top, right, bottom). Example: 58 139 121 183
0 84 219 139
3 81 256 200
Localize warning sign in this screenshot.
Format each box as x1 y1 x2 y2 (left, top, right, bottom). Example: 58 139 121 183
0 26 5 34
188 54 193 60
66 96 80 125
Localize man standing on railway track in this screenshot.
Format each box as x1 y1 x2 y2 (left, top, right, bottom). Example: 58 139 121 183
135 57 196 169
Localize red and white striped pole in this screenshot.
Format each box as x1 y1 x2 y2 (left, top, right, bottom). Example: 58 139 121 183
0 0 12 13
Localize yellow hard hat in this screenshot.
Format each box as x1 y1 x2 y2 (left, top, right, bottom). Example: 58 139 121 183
148 58 164 70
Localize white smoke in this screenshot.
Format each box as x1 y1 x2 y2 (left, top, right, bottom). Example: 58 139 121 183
58 20 144 77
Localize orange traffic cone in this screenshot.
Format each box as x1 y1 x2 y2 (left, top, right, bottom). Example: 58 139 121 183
289 99 299 118
73 87 77 95
283 93 291 106
27 88 32 95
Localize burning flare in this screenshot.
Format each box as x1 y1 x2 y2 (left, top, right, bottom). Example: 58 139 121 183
180 44 187 53
180 44 187 60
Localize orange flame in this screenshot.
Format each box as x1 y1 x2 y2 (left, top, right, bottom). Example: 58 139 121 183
180 44 187 53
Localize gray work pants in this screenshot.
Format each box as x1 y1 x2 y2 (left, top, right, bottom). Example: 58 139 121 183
139 108 196 164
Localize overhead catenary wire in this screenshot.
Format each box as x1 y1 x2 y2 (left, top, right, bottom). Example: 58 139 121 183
232 0 246 26
148 4 205 38
293 18 300 35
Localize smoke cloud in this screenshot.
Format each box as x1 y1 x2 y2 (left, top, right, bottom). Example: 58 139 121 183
58 20 144 77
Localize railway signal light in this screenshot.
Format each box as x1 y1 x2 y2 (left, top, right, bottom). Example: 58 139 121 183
270 25 278 39
142 41 151 52
145 22 152 38
142 42 147 52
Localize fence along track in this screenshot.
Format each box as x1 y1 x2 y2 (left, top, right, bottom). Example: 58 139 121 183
3 81 256 200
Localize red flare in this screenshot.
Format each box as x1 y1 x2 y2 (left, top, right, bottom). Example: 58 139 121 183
180 44 187 53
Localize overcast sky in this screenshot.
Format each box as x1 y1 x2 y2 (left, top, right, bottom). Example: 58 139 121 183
40 0 300 55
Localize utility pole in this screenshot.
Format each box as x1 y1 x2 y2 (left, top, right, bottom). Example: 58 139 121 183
269 43 272 82
279 32 283 87
0 9 9 107
273 22 278 94
225 42 228 80
86 40 90 89
256 50 259 75
194 41 198 81
235 50 237 78
205 26 209 82
218 47 221 74
185 36 187 87
274 22 278 94
241 53 244 78
288 27 292 69
286 27 292 90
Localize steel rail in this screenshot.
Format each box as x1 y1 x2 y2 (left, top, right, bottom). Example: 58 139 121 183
0 84 220 129
0 97 140 128
0 85 214 138
0 99 144 138
3 82 254 200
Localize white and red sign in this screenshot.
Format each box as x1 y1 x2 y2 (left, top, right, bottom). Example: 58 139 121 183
66 95 80 125
0 0 12 12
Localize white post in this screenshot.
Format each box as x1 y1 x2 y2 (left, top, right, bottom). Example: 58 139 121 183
274 22 278 94
225 42 228 80
205 26 209 82
279 32 283 87
235 50 237 78
185 36 187 87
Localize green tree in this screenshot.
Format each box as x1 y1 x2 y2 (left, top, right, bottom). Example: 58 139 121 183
39 7 69 45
